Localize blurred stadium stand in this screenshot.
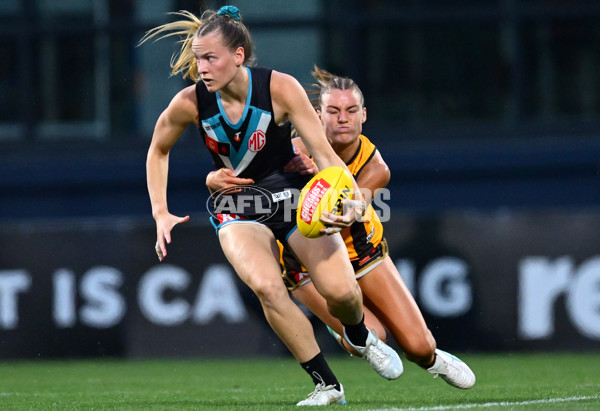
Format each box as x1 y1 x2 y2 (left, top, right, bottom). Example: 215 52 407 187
1 0 600 221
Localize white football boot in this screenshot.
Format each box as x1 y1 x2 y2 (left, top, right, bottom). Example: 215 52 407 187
343 328 403 380
427 349 476 389
296 382 346 406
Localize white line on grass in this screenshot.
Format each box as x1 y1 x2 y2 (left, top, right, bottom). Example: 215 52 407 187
368 395 600 410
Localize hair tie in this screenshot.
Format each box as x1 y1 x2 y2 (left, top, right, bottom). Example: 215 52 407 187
217 5 241 21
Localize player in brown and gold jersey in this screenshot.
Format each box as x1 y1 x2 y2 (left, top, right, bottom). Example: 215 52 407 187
281 67 476 389
208 66 476 389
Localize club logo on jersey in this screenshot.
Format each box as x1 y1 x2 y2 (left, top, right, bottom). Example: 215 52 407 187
234 131 242 142
248 130 266 152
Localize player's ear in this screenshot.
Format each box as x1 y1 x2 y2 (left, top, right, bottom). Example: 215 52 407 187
234 46 245 66
362 107 367 123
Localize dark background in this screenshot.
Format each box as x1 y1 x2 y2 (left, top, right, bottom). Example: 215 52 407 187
0 0 599 358
1 0 599 220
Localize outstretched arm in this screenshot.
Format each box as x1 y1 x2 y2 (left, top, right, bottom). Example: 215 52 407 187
271 72 344 173
270 72 365 230
147 85 197 261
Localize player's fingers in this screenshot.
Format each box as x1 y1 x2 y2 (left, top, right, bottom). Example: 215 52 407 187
342 199 366 213
302 165 317 175
221 168 252 183
226 177 255 187
284 159 300 173
319 212 338 225
155 241 165 261
320 226 342 235
321 211 353 227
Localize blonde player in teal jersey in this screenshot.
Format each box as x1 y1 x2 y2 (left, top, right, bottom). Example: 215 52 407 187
141 6 402 406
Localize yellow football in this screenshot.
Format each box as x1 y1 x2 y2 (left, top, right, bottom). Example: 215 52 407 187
296 166 354 238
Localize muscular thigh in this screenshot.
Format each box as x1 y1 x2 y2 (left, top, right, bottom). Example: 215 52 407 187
358 256 428 332
287 230 356 295
218 222 283 290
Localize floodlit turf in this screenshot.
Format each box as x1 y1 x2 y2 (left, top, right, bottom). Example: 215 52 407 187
0 352 599 410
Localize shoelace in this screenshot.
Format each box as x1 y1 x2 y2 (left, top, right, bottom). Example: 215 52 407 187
305 383 328 400
364 338 389 367
429 362 447 378
430 359 457 379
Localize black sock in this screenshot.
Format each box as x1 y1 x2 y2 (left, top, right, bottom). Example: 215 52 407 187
342 314 369 347
300 352 340 390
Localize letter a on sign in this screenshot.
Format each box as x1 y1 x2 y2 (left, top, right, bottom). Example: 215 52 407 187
193 264 247 323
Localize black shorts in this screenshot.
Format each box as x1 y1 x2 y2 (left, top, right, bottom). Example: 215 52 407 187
208 170 310 245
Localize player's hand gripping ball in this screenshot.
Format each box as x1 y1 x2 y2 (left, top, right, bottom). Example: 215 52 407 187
296 166 354 238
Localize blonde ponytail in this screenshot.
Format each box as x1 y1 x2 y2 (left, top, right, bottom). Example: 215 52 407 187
139 7 254 83
138 10 203 82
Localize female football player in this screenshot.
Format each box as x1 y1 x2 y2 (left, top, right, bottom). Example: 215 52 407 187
142 6 401 406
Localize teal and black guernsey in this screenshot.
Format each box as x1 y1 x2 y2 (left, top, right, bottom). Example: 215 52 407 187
195 66 295 181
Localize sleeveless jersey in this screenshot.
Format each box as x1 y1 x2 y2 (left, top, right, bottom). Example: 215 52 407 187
195 66 295 181
198 66 311 243
343 134 384 260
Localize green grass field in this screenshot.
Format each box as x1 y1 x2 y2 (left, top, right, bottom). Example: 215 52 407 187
1 352 599 410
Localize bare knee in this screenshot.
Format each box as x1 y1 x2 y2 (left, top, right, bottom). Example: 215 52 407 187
251 278 288 310
322 285 360 311
321 286 364 326
403 330 437 366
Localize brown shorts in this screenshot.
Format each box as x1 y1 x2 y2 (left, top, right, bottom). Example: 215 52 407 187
282 238 389 291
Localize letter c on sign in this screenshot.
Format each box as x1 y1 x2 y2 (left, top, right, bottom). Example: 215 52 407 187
138 265 191 326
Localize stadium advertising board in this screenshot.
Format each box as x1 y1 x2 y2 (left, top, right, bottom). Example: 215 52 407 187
0 210 599 358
